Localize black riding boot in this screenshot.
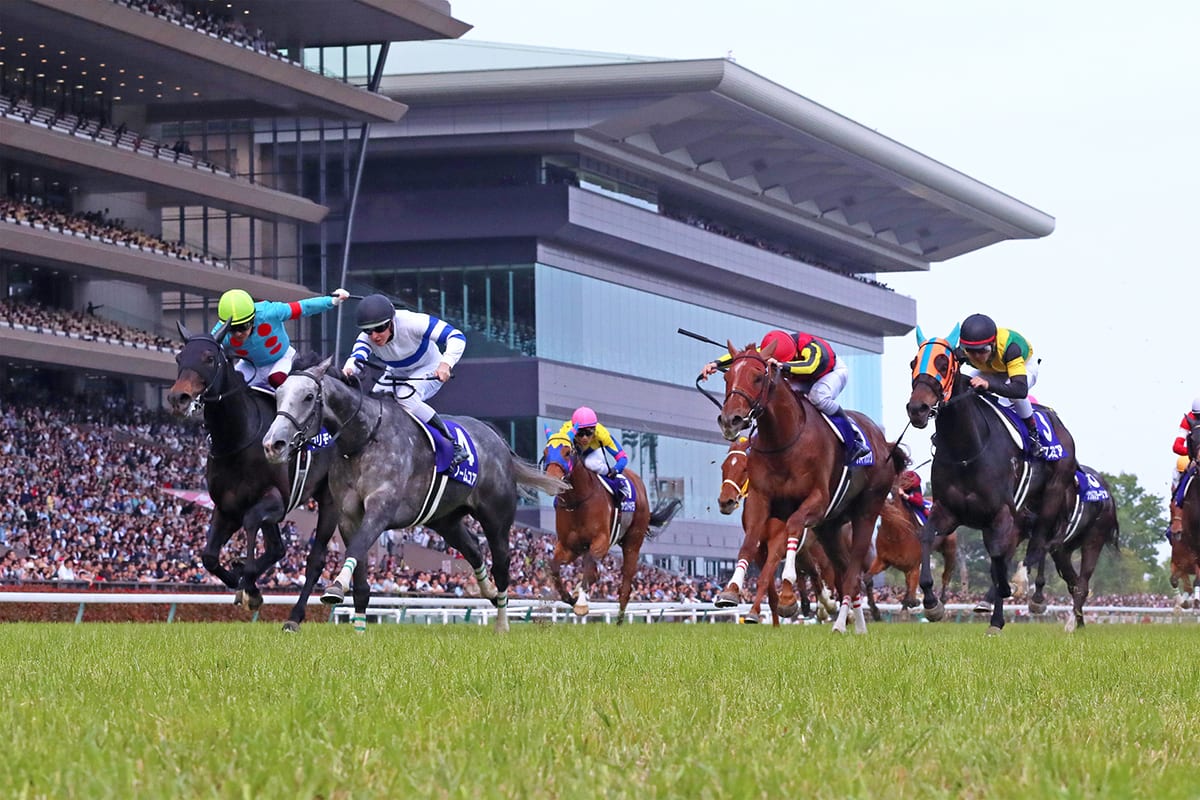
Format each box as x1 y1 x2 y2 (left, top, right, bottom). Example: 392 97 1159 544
428 413 467 467
1021 415 1046 458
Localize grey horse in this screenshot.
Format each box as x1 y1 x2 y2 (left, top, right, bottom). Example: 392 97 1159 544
262 358 567 633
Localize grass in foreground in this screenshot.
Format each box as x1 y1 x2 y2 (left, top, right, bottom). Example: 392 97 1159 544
0 621 1196 799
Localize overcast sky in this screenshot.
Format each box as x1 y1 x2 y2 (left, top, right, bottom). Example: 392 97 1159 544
449 0 1198 501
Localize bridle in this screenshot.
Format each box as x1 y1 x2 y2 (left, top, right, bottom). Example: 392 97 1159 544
274 369 381 459
176 334 266 459
911 340 992 466
721 445 751 508
545 442 595 511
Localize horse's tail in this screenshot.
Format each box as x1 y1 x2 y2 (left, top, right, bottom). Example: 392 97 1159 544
647 498 683 538
511 455 569 497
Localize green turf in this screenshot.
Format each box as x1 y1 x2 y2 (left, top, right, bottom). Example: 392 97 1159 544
0 621 1194 799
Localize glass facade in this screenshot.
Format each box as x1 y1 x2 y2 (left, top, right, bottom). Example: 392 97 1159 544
534 264 882 419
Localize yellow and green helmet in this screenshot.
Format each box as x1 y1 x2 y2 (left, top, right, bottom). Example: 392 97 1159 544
218 289 255 326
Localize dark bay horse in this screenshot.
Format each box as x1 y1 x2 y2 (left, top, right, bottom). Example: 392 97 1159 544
906 329 1077 634
714 435 837 624
166 324 338 630
717 340 904 634
864 491 963 621
1176 419 1200 612
541 436 677 624
1036 465 1119 632
263 358 567 633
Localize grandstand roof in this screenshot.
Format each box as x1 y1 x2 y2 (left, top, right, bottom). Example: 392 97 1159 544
379 43 1055 272
3 1 419 123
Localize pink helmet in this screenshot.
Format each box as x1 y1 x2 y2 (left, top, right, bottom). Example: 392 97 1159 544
571 406 599 428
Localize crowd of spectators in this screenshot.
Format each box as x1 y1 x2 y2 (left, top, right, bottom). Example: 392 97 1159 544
0 390 1184 610
117 1 283 59
1 298 176 352
2 92 233 177
2 196 224 267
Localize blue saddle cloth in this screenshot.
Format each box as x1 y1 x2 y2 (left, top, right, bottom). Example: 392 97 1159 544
1075 470 1111 503
995 404 1067 461
823 413 874 467
1174 463 1196 507
608 474 637 513
422 419 479 487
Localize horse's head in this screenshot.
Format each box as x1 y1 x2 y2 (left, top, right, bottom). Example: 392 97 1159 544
1189 418 1200 463
717 436 751 514
263 357 332 463
906 324 961 429
167 320 231 416
717 339 778 441
542 435 575 483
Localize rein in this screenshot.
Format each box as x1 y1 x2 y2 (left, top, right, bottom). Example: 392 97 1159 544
279 370 381 458
552 451 596 511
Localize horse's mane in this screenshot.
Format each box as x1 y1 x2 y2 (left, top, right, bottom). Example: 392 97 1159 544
292 351 325 371
879 491 914 533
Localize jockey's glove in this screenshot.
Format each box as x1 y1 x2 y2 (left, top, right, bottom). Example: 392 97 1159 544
331 288 349 306
342 356 363 376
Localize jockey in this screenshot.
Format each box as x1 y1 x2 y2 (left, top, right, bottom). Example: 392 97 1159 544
701 329 869 462
213 287 348 391
341 293 467 466
896 470 928 515
1167 397 1200 540
553 406 628 486
957 313 1044 458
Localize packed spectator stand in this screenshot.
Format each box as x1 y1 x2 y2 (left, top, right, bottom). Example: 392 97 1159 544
0 390 1180 611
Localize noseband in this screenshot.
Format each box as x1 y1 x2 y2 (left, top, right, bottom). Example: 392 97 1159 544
274 370 381 459
722 352 776 429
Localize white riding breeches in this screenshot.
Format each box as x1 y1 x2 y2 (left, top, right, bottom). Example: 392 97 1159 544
235 346 296 390
960 359 1039 418
806 360 849 415
372 372 443 423
581 448 610 475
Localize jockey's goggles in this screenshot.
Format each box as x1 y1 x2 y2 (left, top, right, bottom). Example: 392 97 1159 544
230 320 253 334
576 427 596 438
362 321 391 334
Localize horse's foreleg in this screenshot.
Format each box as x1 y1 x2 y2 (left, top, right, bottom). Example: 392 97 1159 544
574 553 599 617
321 500 387 606
200 511 241 590
939 535 957 601
348 557 370 634
918 506 957 621
550 542 575 607
284 500 339 632
434 515 497 602
984 512 1019 635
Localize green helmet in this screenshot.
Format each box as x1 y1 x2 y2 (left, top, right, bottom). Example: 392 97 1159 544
218 289 255 326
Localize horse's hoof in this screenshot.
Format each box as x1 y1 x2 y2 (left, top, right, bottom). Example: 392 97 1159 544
320 584 345 605
233 590 245 608
1028 600 1047 615
573 604 588 617
777 601 799 619
815 606 830 623
281 621 300 633
713 590 740 608
247 592 264 612
973 602 993 614
742 613 760 625
1064 615 1077 634
986 626 1003 636
925 601 946 623
870 609 882 623
477 576 498 601
831 621 846 634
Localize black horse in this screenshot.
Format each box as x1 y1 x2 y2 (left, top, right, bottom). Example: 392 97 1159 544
166 323 339 631
905 328 1078 634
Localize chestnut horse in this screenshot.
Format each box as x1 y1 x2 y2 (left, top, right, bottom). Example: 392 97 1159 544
542 435 677 623
864 491 963 621
1170 532 1200 612
715 436 836 624
1176 419 1200 612
906 328 1077 634
716 340 903 634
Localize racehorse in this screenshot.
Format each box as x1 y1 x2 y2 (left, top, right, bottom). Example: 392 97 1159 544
714 435 837 624
1175 418 1200 612
541 435 678 623
716 339 904 634
166 323 339 630
864 490 964 621
906 327 1077 634
263 358 567 633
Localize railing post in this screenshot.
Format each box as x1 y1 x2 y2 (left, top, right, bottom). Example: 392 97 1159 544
167 603 177 624
75 602 86 624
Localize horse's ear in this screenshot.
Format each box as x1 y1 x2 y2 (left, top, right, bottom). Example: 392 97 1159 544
760 337 778 360
315 356 334 377
914 324 926 345
726 339 737 357
177 320 191 342
946 323 961 349
212 319 230 343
